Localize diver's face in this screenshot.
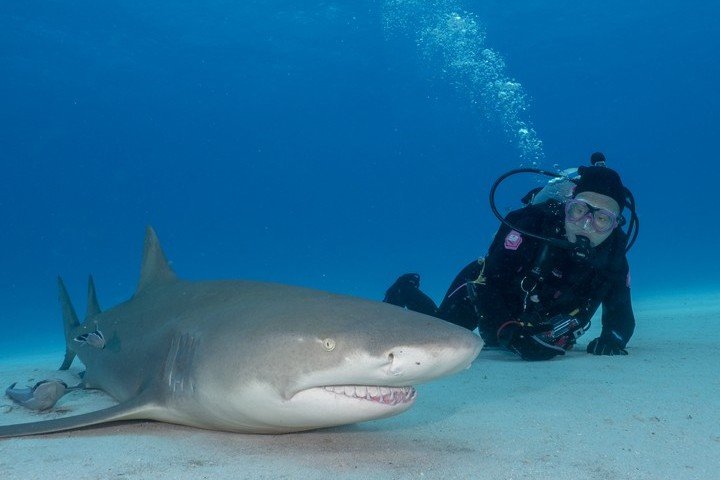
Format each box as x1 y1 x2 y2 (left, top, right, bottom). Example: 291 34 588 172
565 192 620 247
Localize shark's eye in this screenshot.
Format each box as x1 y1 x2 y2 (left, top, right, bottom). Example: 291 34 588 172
322 338 336 351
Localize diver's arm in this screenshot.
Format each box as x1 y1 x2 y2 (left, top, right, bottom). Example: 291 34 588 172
587 254 635 355
599 268 635 347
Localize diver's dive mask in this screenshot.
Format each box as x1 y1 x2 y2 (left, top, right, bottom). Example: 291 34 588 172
564 199 619 234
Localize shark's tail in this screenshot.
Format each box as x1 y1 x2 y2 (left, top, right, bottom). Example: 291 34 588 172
58 277 80 370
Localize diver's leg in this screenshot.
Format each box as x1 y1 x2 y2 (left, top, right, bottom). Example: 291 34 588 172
436 260 486 331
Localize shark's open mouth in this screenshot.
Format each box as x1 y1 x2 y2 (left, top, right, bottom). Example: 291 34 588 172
323 385 417 406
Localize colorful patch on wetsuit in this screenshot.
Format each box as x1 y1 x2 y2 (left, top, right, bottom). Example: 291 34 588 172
504 230 523 250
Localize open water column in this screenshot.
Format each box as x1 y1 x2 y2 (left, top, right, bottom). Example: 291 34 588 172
382 0 545 166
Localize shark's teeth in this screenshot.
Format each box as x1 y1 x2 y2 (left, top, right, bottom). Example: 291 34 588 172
323 385 417 405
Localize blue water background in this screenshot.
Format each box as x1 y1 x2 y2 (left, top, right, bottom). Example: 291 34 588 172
1 1 718 353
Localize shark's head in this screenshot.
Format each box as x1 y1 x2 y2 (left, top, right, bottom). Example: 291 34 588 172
189 283 483 433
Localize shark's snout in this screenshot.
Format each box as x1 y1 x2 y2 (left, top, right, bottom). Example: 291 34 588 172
384 335 483 382
386 347 440 376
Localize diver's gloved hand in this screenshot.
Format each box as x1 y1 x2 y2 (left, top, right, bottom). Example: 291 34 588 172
497 321 566 361
383 273 438 316
587 331 628 356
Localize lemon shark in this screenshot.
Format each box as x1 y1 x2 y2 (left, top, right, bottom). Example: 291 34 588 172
0 228 482 437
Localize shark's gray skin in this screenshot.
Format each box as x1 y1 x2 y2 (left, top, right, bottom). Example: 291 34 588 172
0 228 482 437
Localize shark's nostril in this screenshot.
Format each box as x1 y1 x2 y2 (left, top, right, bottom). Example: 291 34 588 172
387 351 405 376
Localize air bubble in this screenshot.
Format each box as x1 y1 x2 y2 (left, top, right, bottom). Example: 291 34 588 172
383 0 545 164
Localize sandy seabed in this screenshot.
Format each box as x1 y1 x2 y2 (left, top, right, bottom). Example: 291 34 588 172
1 293 718 480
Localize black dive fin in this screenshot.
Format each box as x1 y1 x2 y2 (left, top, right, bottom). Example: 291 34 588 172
0 396 152 438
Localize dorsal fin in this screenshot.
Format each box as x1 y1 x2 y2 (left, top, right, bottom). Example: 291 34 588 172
85 275 102 319
136 226 177 294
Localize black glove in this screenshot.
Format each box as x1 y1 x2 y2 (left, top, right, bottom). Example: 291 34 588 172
586 330 628 356
383 273 438 316
497 321 566 361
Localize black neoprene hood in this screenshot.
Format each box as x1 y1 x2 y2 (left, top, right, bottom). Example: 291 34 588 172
573 166 626 210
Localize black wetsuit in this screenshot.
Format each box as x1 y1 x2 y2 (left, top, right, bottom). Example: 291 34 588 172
392 201 635 348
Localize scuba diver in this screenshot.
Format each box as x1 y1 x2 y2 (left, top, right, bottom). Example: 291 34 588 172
384 152 639 361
